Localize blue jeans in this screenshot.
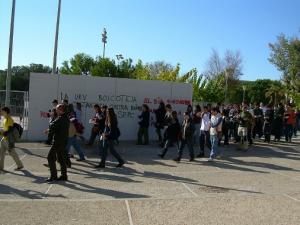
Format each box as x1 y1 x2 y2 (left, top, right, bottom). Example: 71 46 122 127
284 124 293 141
199 130 211 153
67 136 85 159
209 135 218 159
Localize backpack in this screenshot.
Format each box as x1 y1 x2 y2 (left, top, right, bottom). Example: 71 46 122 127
12 123 23 142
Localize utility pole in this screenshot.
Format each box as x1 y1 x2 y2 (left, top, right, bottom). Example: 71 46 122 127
5 0 16 107
52 0 61 74
102 28 107 58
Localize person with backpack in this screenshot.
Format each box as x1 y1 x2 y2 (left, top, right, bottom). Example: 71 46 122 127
0 107 24 172
95 107 124 168
67 114 86 162
173 112 195 162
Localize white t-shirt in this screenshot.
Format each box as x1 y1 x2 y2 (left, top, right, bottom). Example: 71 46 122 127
200 113 211 131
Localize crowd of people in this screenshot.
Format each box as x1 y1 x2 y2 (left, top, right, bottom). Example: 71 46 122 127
0 98 299 182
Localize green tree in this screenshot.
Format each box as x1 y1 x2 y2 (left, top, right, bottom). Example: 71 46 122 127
60 53 95 75
91 57 117 77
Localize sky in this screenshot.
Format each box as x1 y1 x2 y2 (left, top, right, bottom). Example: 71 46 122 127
0 0 300 81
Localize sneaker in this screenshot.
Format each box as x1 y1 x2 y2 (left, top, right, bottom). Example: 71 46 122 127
14 166 24 171
57 176 68 181
196 153 205 158
95 164 105 168
173 158 181 163
116 162 125 168
45 177 57 183
76 158 86 162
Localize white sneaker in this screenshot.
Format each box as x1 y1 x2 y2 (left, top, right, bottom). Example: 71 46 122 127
207 158 213 162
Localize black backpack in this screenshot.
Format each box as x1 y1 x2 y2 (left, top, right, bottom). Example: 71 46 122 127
13 123 23 141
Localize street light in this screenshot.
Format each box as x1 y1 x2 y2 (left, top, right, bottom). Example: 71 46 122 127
52 0 62 74
5 0 16 107
224 69 229 104
102 28 107 58
242 85 246 103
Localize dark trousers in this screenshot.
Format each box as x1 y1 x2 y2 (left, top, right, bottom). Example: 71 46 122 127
285 124 293 141
222 126 229 145
247 127 253 144
178 138 194 159
156 127 163 142
47 144 68 178
253 121 263 138
137 126 149 144
88 127 99 145
100 140 124 166
199 130 211 154
273 119 283 140
160 138 179 157
264 123 271 143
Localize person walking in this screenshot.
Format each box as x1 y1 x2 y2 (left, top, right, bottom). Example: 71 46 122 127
263 104 274 143
137 104 150 145
44 104 69 182
197 106 211 158
95 108 125 168
0 107 24 172
284 105 296 142
252 103 264 139
158 111 181 159
273 103 285 141
173 112 195 162
67 115 86 162
192 105 201 146
154 102 166 144
208 107 222 161
86 104 102 147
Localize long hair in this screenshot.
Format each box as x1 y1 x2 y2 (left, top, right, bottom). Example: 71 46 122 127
106 107 117 128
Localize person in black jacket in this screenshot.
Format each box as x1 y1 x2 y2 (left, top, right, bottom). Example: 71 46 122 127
44 104 69 182
263 104 274 143
137 104 150 145
154 102 166 143
158 111 181 159
95 107 125 168
174 112 195 162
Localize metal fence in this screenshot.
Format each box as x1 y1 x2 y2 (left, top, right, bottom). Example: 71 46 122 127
0 90 29 139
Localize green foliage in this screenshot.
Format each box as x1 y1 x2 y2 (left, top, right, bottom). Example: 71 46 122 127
269 33 300 105
91 57 117 77
0 64 51 91
60 53 95 75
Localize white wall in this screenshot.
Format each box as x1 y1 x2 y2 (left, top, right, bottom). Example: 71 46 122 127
28 73 193 141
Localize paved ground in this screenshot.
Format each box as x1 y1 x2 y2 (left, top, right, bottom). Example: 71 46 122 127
0 138 300 225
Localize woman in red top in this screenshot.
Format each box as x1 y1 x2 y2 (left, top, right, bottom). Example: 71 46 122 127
284 106 296 142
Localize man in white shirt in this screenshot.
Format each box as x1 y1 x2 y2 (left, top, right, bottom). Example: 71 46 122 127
197 106 211 158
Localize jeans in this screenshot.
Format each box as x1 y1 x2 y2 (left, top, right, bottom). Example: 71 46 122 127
100 139 124 166
178 138 194 159
209 135 219 159
199 130 211 154
67 136 85 160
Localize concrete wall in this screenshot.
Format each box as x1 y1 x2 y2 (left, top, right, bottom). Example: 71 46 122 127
28 73 193 141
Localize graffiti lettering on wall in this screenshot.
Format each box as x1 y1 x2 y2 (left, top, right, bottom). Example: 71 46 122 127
99 95 137 103
144 97 191 105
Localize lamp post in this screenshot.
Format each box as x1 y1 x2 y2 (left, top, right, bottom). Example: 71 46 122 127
224 69 229 104
242 85 246 103
102 28 107 58
52 0 61 74
5 0 16 107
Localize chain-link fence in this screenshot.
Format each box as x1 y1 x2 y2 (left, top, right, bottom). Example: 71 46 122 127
0 90 29 139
